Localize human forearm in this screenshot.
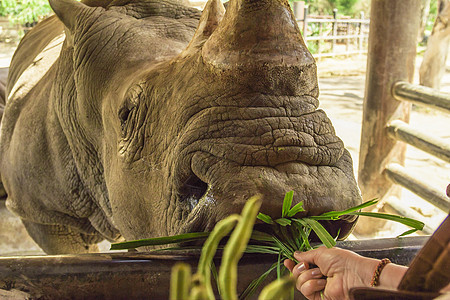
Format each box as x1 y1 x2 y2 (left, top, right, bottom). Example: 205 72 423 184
355 257 407 290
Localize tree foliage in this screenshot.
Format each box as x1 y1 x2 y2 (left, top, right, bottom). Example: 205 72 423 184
302 0 368 17
0 0 52 25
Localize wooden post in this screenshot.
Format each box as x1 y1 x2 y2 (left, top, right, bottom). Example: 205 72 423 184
318 22 322 58
293 1 305 21
346 22 351 55
332 8 338 54
358 11 364 53
302 5 308 39
357 0 421 234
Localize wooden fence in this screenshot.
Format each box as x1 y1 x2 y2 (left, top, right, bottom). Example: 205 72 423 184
293 4 370 58
385 82 450 214
358 0 449 234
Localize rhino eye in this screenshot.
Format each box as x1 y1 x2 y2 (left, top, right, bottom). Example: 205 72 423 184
118 106 131 124
118 99 137 137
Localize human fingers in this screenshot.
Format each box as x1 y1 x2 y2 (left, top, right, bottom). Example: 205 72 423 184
295 268 324 290
293 247 326 267
291 261 310 279
297 278 327 300
283 259 295 272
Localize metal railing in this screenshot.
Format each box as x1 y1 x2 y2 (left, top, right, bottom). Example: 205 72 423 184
384 82 450 213
295 7 370 58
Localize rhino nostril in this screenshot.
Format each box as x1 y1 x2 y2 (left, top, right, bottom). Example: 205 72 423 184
179 173 208 210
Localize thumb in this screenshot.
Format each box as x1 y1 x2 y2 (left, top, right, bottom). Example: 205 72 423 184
293 247 327 266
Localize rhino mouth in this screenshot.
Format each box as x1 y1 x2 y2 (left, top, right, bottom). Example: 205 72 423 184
172 92 361 238
175 149 359 240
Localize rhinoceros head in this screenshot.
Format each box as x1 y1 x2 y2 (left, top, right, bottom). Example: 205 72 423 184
49 0 361 244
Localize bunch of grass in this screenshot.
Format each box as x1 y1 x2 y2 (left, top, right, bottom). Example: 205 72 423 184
111 192 424 299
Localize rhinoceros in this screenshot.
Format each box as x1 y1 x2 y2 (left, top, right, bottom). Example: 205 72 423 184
0 0 362 254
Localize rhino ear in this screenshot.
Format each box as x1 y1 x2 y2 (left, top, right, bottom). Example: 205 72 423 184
181 0 225 56
49 0 92 32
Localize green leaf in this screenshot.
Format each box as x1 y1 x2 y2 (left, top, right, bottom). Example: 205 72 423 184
348 212 424 230
282 191 294 217
250 230 275 242
312 199 379 219
244 245 280 255
211 262 220 297
296 218 336 248
272 236 295 261
397 228 418 237
239 263 278 300
277 250 282 280
280 225 298 252
294 222 311 253
287 201 305 217
257 213 274 224
110 232 210 250
275 218 292 226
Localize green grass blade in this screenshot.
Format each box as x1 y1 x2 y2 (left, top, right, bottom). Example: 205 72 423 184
110 232 210 250
315 199 379 218
275 218 292 226
280 225 298 251
348 212 424 230
257 213 274 224
301 218 336 248
277 250 282 279
239 263 278 300
287 201 305 217
282 191 294 217
272 236 295 261
151 246 203 252
397 228 419 237
211 262 221 297
251 230 275 242
245 245 280 255
298 228 312 252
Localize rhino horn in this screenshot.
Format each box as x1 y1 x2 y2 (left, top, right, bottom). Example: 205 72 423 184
49 0 92 31
182 0 225 56
201 0 315 70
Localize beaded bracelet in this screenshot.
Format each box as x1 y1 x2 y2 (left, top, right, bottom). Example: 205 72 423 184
370 258 391 287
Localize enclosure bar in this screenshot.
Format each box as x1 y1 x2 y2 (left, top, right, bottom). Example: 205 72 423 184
307 34 363 41
303 18 370 24
358 0 421 207
387 120 450 163
384 163 450 213
312 50 367 58
331 8 338 52
392 81 450 113
302 5 308 38
358 12 365 52
384 196 436 234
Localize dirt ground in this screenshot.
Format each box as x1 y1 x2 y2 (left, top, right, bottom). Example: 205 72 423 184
0 41 448 255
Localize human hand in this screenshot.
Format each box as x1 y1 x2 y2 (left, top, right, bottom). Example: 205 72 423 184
284 247 380 300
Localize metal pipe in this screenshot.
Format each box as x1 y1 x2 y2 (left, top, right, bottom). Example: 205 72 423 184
393 81 450 113
387 120 450 163
384 163 450 213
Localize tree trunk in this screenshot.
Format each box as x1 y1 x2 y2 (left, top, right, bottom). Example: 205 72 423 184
419 0 450 89
419 0 432 41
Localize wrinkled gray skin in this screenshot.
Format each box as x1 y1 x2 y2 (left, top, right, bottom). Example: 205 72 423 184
0 0 362 254
0 67 7 121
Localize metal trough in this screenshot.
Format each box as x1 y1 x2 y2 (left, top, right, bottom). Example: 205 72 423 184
0 236 428 299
